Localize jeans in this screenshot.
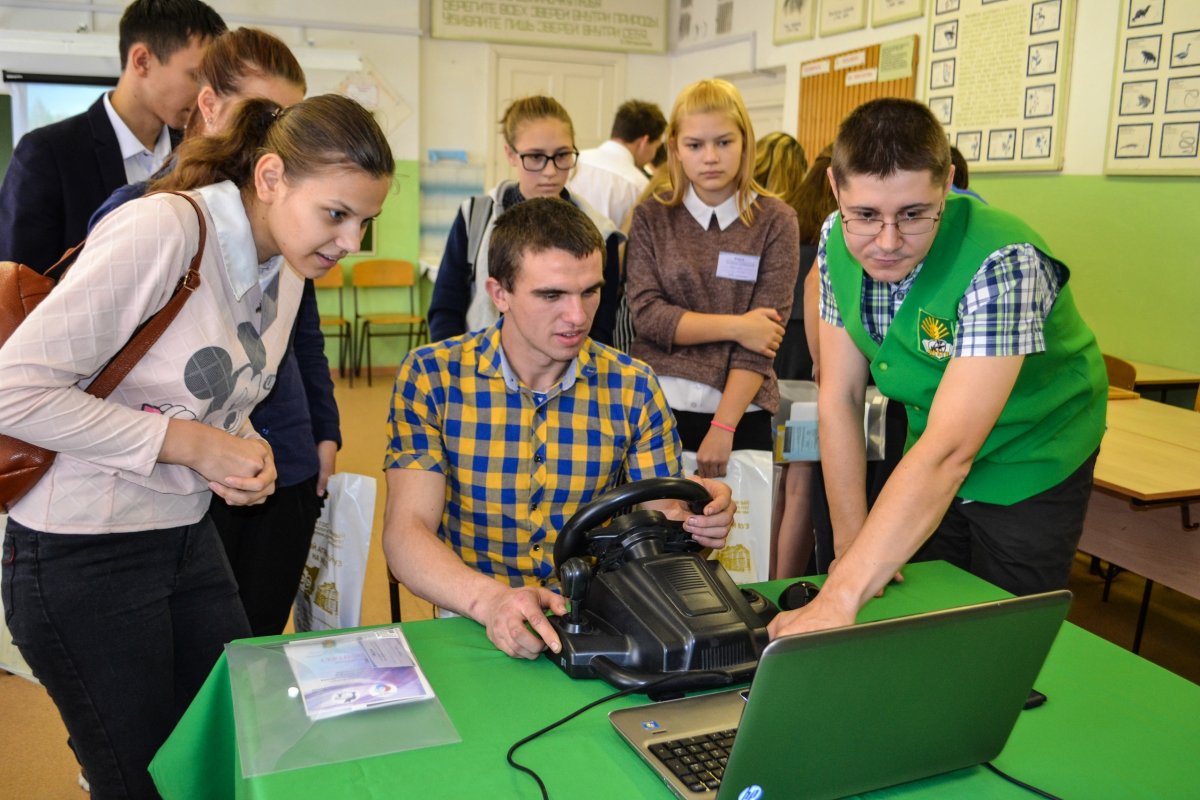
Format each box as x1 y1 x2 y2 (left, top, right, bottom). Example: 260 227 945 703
2 516 250 799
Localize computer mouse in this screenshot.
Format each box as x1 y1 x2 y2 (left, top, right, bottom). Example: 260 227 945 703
778 580 821 611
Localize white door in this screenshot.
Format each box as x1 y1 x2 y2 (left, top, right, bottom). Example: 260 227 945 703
489 47 626 187
727 69 787 143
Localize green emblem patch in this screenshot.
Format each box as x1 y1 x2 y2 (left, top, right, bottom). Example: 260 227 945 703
917 309 955 362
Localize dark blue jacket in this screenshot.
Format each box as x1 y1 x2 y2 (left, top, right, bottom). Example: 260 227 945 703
0 97 126 271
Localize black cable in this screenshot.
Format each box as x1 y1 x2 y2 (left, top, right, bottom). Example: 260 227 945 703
506 683 646 799
984 762 1064 800
506 672 725 799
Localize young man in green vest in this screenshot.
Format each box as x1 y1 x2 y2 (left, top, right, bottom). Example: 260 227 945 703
770 98 1106 638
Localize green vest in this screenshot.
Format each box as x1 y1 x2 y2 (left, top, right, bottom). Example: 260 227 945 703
827 194 1106 505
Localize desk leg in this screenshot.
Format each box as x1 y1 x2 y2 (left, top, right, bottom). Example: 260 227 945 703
1182 505 1197 531
1102 562 1122 602
1132 579 1154 654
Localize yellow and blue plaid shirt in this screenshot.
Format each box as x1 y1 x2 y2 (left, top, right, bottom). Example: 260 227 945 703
384 318 683 588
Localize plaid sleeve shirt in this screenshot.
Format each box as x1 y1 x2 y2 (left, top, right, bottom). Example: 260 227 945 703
384 319 683 589
817 212 1064 357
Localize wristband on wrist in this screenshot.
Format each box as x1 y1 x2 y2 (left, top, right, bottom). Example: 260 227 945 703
709 419 736 434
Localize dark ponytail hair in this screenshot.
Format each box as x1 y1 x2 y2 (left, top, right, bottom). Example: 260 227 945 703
151 93 395 193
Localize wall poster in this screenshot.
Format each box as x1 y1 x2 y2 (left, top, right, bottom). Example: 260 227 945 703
820 0 868 37
923 0 1076 172
431 0 667 53
775 0 818 44
1105 1 1200 176
872 0 926 28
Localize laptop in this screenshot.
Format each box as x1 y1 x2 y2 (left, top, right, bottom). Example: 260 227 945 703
610 590 1070 799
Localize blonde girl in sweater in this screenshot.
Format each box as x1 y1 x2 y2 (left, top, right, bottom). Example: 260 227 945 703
626 79 799 479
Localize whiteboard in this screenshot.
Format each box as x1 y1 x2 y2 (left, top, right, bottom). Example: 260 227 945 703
923 0 1077 173
1104 0 1200 176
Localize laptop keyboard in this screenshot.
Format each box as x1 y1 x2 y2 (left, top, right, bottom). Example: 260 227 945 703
648 728 738 793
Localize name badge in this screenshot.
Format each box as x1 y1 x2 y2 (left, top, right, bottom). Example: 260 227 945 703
716 251 761 282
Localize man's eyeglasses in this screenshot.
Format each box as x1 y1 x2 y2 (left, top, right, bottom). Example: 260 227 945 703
517 150 579 171
840 205 943 236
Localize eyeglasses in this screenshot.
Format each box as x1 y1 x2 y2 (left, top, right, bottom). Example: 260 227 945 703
840 205 944 236
517 150 579 171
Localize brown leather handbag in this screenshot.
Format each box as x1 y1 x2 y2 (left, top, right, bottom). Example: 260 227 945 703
0 192 207 512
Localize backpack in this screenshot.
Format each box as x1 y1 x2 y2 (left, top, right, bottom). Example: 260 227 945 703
0 192 206 511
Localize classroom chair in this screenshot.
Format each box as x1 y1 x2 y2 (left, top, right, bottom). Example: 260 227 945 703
351 259 428 386
313 262 354 384
1102 354 1137 391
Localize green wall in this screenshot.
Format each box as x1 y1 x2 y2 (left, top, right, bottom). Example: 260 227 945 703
971 174 1200 373
323 166 1200 375
315 159 425 373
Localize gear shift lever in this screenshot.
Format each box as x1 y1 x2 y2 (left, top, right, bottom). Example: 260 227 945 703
559 557 592 633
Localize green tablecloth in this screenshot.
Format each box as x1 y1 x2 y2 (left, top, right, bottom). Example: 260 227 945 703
150 562 1200 799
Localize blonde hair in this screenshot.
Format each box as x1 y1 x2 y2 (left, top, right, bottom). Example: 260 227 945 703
660 79 764 225
753 132 808 215
499 95 575 149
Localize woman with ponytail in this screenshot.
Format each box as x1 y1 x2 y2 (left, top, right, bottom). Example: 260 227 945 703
0 93 394 799
92 28 335 642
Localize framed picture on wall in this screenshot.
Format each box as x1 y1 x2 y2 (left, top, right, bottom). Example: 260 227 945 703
872 0 926 27
820 0 867 37
774 0 817 43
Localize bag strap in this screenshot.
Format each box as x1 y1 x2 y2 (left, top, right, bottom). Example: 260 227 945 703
85 191 206 399
465 194 494 279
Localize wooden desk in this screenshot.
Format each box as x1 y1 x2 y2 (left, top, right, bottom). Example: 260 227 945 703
1126 359 1200 387
1094 398 1200 503
1080 397 1200 649
1125 359 1200 405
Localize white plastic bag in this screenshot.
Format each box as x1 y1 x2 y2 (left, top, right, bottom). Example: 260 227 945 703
293 473 377 632
682 450 776 584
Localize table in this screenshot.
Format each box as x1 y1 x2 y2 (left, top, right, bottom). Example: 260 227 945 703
1125 358 1200 405
1094 397 1200 505
1081 397 1200 649
150 562 1200 800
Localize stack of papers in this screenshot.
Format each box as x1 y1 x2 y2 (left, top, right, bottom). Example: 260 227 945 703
284 627 434 721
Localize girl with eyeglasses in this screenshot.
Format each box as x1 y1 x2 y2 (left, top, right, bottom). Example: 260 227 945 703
427 95 622 345
625 79 800 479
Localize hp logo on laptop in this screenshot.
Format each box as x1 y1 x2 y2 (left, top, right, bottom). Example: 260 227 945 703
737 787 763 800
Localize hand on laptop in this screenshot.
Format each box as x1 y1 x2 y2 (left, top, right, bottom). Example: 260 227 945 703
479 584 568 659
768 591 858 638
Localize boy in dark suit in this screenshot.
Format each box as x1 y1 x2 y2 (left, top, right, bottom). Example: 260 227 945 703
0 0 225 272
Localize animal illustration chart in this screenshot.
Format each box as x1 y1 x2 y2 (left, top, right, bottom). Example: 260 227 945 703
923 0 1077 172
1105 1 1200 175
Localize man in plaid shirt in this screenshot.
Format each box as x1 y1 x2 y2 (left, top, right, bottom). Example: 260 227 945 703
383 198 734 659
771 99 1106 639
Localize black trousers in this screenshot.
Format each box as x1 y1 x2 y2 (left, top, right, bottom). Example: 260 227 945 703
209 476 324 637
672 409 774 453
4 516 249 799
913 449 1099 596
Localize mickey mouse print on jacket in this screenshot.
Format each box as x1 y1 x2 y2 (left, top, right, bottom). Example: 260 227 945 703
0 183 304 533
